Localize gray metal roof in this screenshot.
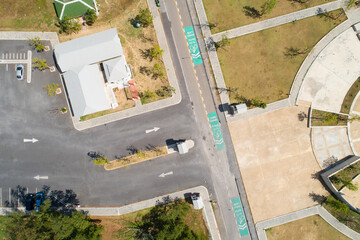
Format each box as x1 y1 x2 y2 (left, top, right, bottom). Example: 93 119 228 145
54 28 123 72
63 65 110 117
103 57 131 84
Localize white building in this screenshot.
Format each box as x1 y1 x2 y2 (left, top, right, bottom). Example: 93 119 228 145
54 28 132 117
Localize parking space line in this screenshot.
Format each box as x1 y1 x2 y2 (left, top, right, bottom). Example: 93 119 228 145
27 187 28 194
1 53 3 59
16 53 18 59
9 187 11 204
17 187 20 206
6 64 8 71
24 53 27 59
12 53 15 59
5 53 8 59
36 187 38 193
0 188 2 207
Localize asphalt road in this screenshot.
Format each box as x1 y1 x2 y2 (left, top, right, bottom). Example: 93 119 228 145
0 39 215 207
0 3 253 239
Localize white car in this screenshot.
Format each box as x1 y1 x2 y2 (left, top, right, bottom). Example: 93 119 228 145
16 64 24 80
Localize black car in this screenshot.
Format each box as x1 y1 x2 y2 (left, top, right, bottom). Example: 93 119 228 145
25 194 35 211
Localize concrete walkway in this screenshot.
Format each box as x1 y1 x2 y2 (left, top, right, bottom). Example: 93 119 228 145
256 205 360 240
212 0 343 41
0 186 221 240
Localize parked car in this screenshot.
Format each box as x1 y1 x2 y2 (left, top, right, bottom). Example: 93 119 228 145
35 192 44 211
16 64 24 81
25 194 35 211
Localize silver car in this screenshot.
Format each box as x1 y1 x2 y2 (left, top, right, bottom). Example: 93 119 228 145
16 64 24 80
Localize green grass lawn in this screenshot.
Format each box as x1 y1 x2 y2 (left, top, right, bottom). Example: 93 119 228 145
203 0 335 33
0 216 9 240
92 199 208 240
217 10 346 104
311 109 348 127
266 214 350 240
341 77 360 113
0 0 58 31
330 161 360 190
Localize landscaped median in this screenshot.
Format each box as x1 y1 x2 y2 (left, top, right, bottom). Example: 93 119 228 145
94 140 195 170
217 10 346 105
104 146 168 170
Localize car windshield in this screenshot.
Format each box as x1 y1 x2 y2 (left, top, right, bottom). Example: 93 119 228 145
17 67 22 71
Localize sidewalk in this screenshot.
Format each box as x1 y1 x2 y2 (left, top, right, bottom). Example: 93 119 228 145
0 186 221 240
256 205 360 240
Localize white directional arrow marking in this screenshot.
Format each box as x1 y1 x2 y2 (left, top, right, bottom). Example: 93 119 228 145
158 171 173 178
34 175 48 180
23 138 38 143
145 127 160 134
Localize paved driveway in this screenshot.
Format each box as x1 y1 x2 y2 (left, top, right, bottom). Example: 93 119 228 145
228 106 327 222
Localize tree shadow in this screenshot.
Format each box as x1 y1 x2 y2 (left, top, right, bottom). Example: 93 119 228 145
139 49 154 61
139 66 151 76
309 192 326 204
155 195 179 206
126 145 139 155
4 185 80 214
298 111 307 121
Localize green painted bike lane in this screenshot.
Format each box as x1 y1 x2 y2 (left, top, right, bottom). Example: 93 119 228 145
231 197 249 237
208 112 225 151
184 26 203 65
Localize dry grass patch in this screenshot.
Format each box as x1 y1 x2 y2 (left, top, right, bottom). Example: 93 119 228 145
203 0 335 33
0 0 57 31
266 214 350 240
105 146 168 170
218 10 346 104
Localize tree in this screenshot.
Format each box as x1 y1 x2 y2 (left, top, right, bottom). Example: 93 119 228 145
215 35 230 49
261 0 277 15
136 8 153 27
127 200 199 240
3 200 103 240
284 47 310 58
84 9 97 26
243 6 262 18
43 83 59 96
152 62 165 79
325 197 349 214
149 45 164 60
33 58 49 70
58 16 81 34
94 155 109 166
28 37 44 52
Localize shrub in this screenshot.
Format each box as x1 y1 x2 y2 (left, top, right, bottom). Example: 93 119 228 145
84 9 97 26
140 90 156 104
94 156 109 166
33 58 48 71
136 8 153 27
155 86 175 97
43 83 59 96
28 37 44 52
58 16 81 34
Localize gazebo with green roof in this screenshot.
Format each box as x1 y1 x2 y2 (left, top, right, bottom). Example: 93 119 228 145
54 0 97 20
